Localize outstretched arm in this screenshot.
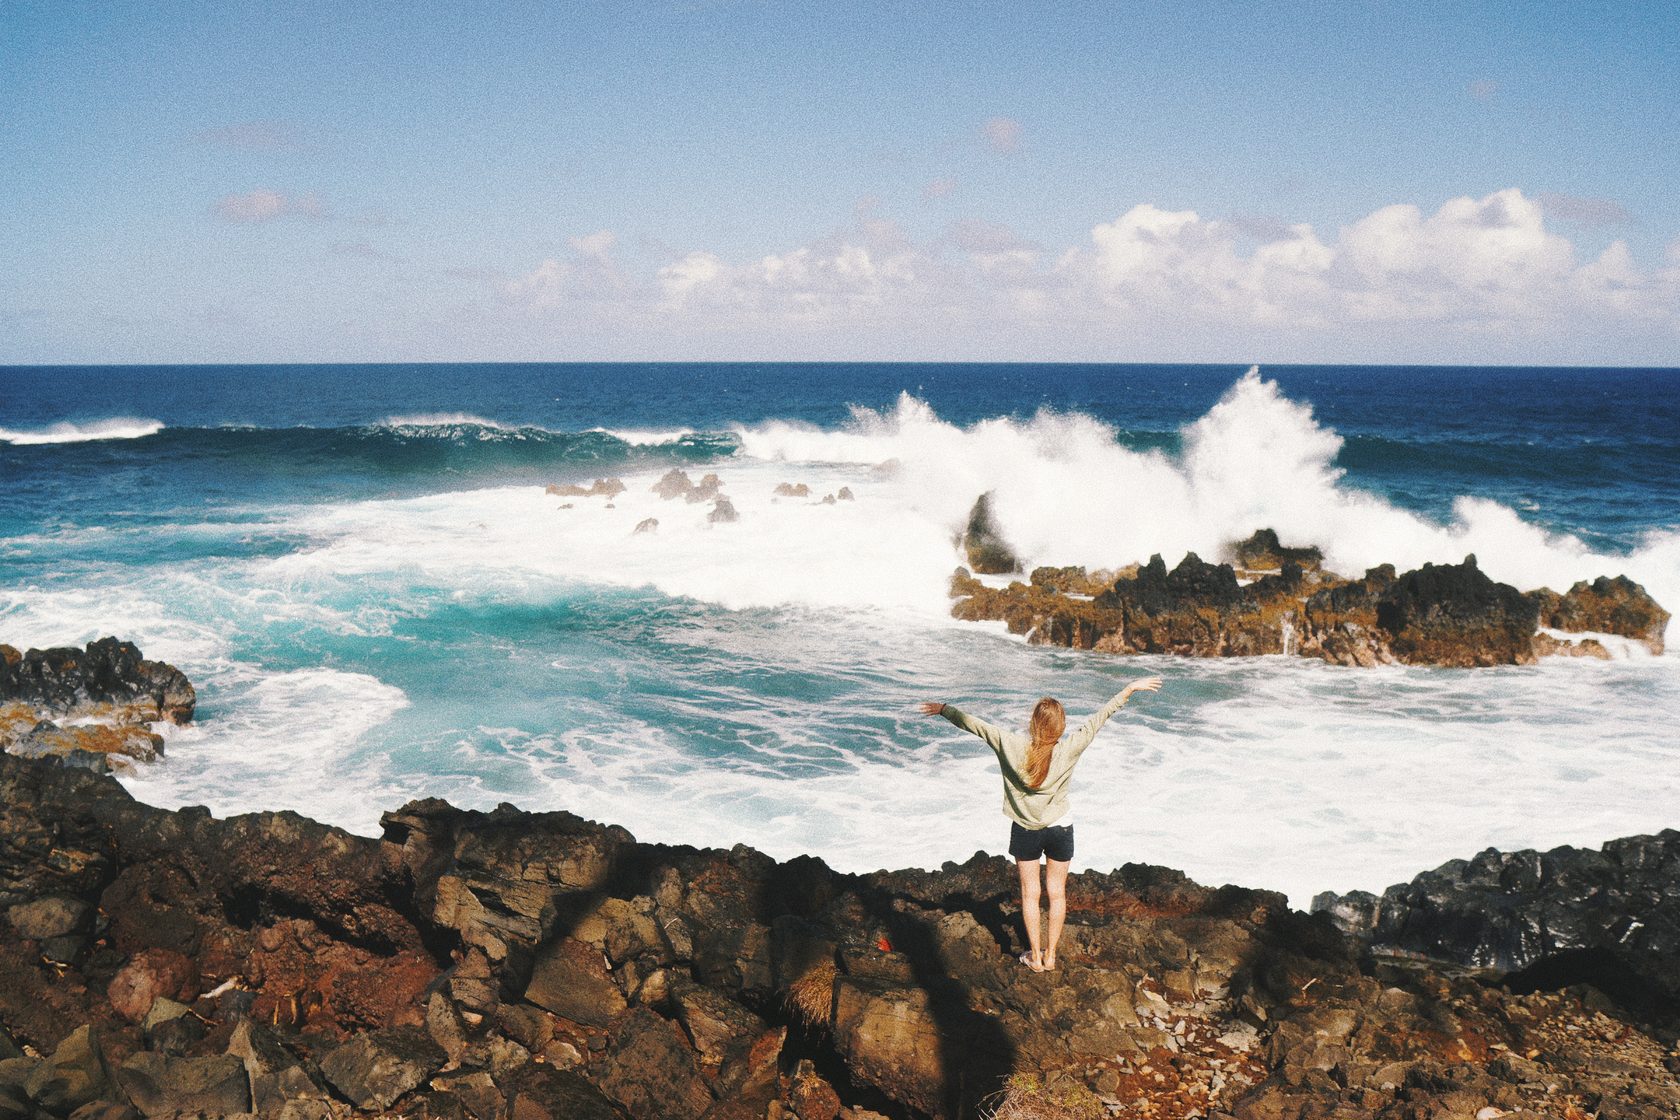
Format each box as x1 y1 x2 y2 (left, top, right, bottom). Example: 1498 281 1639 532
920 700 1008 756
1065 676 1162 758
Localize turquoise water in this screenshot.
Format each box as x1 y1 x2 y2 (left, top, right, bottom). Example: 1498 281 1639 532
2 362 1677 904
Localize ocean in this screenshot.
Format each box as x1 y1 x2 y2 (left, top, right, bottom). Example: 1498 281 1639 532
2 362 1677 907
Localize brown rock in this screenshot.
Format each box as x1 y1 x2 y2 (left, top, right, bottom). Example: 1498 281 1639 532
595 1008 712 1120
1534 574 1668 655
523 938 627 1027
108 949 199 1023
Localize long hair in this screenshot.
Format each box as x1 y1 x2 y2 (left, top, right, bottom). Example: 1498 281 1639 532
1024 697 1065 789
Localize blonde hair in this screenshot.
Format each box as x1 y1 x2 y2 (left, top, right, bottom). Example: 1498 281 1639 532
1024 697 1065 789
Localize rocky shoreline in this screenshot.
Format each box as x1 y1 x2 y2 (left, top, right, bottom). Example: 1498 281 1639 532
4 644 1679 1119
952 520 1669 668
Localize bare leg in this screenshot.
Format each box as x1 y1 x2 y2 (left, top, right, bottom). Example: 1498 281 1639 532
1043 858 1070 970
1015 858 1044 970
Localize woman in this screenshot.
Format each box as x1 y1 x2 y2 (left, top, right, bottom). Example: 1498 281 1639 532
919 676 1162 972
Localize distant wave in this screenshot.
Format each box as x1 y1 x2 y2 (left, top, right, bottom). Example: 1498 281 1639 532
378 412 514 430
0 417 164 445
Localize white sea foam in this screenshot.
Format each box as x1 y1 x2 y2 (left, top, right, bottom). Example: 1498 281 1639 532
588 426 698 446
378 412 510 429
0 417 164 444
117 668 411 829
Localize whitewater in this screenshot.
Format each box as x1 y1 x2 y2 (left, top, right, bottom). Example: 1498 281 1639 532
1 363 1676 907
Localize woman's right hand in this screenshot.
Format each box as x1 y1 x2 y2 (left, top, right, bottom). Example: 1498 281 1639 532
918 701 946 716
1124 677 1163 697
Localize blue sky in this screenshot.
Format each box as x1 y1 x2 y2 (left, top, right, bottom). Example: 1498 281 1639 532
2 0 1676 363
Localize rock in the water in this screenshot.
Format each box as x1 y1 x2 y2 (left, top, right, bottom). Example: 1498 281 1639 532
0 638 194 724
773 482 810 497
1531 574 1669 655
113 1053 249 1119
651 469 695 500
632 517 658 535
1373 555 1539 666
1228 528 1324 573
685 473 723 503
961 492 1020 574
318 1026 446 1111
708 497 739 524
545 478 626 499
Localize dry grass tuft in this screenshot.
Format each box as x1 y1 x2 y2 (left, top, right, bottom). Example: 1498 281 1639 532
981 1074 1106 1120
785 962 838 1029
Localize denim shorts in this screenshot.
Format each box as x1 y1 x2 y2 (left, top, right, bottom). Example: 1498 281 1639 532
1009 820 1074 862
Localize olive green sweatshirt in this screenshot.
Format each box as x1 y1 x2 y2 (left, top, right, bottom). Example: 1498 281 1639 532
940 688 1135 829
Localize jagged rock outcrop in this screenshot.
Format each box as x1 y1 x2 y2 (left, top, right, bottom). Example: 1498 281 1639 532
3 750 1679 1119
1312 830 1680 1030
961 492 1020 575
0 639 195 770
1530 575 1669 656
950 531 1668 668
1226 529 1324 576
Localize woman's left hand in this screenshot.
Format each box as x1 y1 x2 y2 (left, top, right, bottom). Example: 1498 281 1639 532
918 701 946 716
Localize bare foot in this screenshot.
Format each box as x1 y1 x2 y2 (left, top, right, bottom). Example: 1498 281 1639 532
1018 950 1044 972
1042 953 1057 971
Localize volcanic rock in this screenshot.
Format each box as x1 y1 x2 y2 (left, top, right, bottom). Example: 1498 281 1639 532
1312 829 1680 1028
961 492 1020 575
113 1052 250 1118
1227 528 1324 574
318 1026 446 1111
708 497 739 524
0 638 194 724
1530 574 1669 655
774 482 811 497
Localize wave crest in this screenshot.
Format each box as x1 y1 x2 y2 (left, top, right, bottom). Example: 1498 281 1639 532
0 417 164 445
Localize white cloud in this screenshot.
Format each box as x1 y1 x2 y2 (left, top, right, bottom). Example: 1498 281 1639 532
506 230 628 308
215 189 327 223
498 188 1679 359
982 116 1022 154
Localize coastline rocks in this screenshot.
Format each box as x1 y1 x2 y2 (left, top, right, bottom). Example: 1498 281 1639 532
1530 574 1669 655
961 492 1020 575
949 530 1669 668
0 639 194 724
0 639 193 770
4 750 1680 1120
774 482 811 497
1312 830 1680 1028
